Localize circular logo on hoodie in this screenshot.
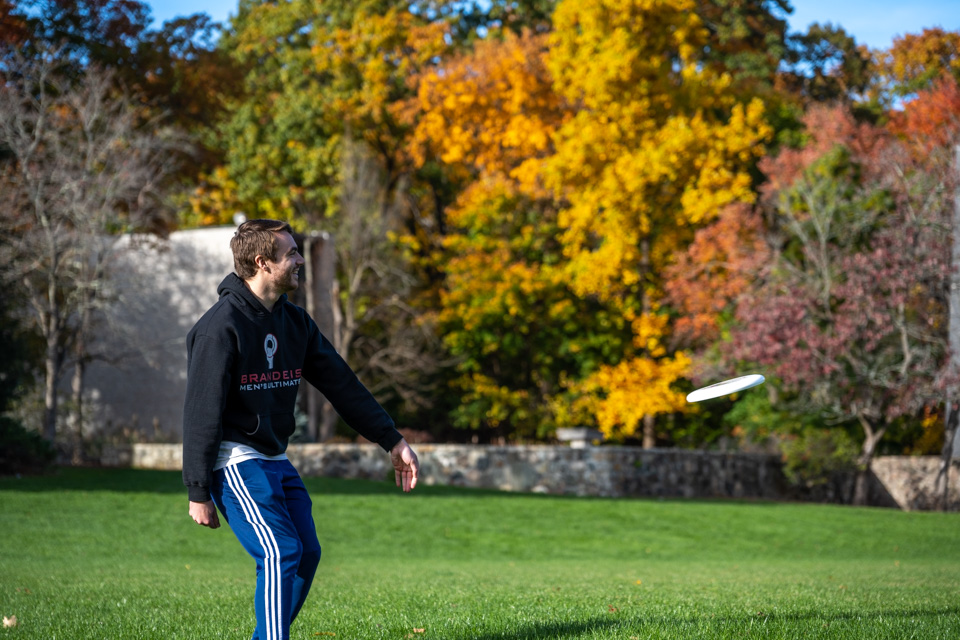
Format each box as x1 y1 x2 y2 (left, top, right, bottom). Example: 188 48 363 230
264 334 278 369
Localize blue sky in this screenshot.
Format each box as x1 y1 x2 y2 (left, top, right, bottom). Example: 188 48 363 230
144 0 959 51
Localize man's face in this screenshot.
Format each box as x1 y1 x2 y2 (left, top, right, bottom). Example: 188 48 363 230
264 231 304 293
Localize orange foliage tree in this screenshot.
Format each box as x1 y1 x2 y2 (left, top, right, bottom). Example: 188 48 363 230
412 31 634 440
874 27 960 99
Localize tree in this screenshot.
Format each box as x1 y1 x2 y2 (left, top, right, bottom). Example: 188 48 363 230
326 138 448 436
543 0 772 442
695 0 791 91
887 74 960 508
191 1 448 226
663 202 771 347
0 0 30 47
3 0 237 192
412 0 556 46
726 105 951 504
873 28 960 99
128 13 242 175
0 51 181 446
7 0 150 77
411 30 632 440
780 22 873 105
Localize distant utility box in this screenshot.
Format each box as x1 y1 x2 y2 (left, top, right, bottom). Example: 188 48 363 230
556 427 605 448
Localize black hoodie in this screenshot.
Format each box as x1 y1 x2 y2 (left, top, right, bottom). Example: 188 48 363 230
182 273 402 502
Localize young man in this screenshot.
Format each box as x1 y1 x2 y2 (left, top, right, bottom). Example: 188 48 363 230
182 219 419 640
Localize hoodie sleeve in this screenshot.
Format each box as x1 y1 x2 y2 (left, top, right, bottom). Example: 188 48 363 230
182 332 234 502
302 320 403 453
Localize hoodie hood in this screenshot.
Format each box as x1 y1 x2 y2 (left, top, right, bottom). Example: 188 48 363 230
216 273 287 318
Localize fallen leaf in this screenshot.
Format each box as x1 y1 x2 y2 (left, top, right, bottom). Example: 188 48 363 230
413 629 425 633
608 606 618 613
314 633 336 637
3 616 17 628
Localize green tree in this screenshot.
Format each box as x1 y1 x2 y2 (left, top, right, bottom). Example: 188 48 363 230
193 0 447 226
781 22 873 105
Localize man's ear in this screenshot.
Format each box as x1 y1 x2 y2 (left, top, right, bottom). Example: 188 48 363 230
254 255 270 272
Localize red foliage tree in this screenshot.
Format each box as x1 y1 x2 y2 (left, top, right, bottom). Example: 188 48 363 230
722 104 954 504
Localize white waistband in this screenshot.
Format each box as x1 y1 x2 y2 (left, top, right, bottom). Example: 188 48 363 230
213 441 288 471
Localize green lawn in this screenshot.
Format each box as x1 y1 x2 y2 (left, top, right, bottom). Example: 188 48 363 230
1 467 958 639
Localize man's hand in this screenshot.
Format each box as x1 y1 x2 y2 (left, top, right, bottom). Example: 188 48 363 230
189 500 221 529
390 439 419 493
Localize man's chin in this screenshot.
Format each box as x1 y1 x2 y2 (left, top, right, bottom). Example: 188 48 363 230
280 274 300 293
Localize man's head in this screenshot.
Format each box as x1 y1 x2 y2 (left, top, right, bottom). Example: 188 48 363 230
230 219 303 294
230 219 294 279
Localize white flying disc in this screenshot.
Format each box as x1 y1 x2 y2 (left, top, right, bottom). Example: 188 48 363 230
686 374 765 403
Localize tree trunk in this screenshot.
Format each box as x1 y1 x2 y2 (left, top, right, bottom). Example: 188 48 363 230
939 403 958 510
642 414 656 449
639 237 656 449
70 358 86 465
41 237 62 444
320 403 338 443
69 290 93 464
938 144 960 510
301 232 340 443
853 414 886 506
43 339 59 444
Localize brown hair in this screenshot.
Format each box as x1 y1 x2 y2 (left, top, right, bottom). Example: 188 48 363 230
230 219 294 279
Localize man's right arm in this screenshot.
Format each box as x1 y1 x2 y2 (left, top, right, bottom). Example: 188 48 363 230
182 333 233 504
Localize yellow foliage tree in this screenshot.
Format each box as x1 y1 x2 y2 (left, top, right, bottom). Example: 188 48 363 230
544 0 772 442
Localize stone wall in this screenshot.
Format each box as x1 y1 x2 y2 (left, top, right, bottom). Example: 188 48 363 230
103 443 960 511
870 456 960 511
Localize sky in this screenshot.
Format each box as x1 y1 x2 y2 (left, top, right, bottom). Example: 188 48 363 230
144 0 960 51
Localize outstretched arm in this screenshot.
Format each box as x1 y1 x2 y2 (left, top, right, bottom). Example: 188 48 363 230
390 439 419 493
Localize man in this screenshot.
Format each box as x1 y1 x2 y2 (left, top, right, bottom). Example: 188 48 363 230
182 218 419 640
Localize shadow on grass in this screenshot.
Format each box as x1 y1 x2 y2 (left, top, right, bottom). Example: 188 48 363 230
0 466 186 493
472 606 960 639
0 467 868 510
0 466 524 499
0 466 604 500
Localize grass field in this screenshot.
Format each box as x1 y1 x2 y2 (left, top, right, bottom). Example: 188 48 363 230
1 467 958 639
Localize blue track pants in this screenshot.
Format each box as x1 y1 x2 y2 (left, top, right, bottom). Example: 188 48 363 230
212 459 322 640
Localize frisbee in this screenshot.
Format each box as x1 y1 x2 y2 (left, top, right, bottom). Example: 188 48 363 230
686 374 765 403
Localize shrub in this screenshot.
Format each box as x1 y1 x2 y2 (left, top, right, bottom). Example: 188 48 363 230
0 415 55 475
780 426 859 488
